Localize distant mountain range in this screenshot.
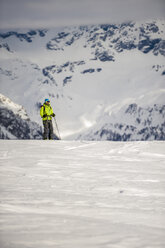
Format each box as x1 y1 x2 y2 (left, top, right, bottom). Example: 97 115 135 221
0 19 164 140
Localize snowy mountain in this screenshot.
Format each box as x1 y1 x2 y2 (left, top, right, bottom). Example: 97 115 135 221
0 20 165 140
0 93 42 139
78 103 165 141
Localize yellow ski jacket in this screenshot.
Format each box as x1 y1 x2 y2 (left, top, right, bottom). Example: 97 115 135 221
40 103 54 121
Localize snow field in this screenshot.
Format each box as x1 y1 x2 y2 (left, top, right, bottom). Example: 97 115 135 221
0 140 165 248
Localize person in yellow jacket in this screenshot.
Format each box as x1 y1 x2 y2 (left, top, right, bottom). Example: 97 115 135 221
40 99 55 140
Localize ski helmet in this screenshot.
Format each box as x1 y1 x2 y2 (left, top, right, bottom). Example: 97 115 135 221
45 98 50 102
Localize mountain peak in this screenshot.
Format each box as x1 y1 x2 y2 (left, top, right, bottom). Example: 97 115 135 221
0 93 42 139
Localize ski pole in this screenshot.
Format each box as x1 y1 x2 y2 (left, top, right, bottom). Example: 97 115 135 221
54 117 61 140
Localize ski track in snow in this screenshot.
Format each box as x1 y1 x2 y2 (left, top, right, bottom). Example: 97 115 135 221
0 140 165 248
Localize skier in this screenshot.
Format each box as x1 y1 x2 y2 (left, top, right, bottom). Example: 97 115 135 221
40 99 55 140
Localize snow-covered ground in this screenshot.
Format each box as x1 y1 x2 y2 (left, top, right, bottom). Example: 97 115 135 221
0 140 165 248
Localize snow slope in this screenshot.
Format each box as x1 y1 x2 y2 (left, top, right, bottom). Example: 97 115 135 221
0 140 165 248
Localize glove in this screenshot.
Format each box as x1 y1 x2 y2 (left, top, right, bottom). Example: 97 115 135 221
52 113 55 117
43 114 47 118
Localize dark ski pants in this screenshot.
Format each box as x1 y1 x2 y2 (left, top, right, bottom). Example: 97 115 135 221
43 120 53 140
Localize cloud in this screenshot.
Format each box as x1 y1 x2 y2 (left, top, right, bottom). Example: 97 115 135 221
0 0 164 29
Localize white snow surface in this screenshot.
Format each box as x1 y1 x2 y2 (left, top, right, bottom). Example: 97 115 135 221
0 140 165 248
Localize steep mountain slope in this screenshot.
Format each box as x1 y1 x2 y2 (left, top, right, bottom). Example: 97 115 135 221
0 93 42 139
0 20 165 140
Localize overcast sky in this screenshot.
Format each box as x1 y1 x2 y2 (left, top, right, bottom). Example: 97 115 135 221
0 0 165 29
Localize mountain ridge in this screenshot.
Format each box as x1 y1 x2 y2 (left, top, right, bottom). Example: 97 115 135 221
77 103 165 141
0 93 42 139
